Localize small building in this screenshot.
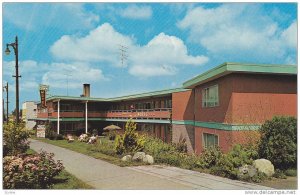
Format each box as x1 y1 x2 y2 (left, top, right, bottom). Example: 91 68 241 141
22 101 37 129
35 62 297 154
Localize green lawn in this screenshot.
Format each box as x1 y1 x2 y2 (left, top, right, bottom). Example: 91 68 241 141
51 170 93 189
32 137 140 167
27 148 93 189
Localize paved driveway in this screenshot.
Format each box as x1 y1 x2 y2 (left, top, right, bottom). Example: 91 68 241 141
29 139 272 190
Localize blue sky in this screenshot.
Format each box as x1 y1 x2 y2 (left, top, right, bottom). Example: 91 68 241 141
2 3 297 112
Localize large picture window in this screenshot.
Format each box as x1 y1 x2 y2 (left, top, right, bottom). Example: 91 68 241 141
202 85 219 107
203 133 219 148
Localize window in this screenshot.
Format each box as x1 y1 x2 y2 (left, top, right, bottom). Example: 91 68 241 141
203 133 219 148
202 85 219 107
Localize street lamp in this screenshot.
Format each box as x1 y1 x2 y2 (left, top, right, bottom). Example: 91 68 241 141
5 36 21 124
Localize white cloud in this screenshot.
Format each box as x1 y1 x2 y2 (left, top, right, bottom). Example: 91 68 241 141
41 62 107 89
119 5 152 20
3 3 99 31
177 4 297 63
50 23 134 66
129 33 208 77
281 21 297 49
3 60 107 92
50 23 209 77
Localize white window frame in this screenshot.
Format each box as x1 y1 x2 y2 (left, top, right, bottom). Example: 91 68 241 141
202 132 219 149
202 84 219 108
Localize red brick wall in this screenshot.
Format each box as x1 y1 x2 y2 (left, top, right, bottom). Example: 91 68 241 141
172 90 194 121
194 73 297 124
194 127 233 154
172 124 195 153
232 93 297 124
194 75 234 123
194 127 261 154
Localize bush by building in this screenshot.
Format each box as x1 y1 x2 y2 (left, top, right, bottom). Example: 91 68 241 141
114 119 145 155
258 116 297 170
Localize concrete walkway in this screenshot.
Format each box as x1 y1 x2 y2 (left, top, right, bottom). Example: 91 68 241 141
29 139 272 190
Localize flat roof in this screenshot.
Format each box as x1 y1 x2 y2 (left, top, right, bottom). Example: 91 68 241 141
182 62 297 89
46 88 190 102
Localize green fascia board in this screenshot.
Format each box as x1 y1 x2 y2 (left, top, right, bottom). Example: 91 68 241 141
45 88 189 103
45 96 107 102
172 120 260 131
108 88 189 101
183 62 297 89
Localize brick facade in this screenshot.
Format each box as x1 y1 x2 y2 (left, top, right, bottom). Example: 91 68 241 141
172 124 195 153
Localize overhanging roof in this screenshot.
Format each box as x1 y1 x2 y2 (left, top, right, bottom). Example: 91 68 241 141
182 62 297 89
45 88 190 102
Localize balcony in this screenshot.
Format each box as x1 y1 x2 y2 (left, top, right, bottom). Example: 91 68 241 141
106 108 171 119
39 108 171 120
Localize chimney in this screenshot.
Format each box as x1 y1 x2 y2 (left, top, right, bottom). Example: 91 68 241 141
83 84 90 97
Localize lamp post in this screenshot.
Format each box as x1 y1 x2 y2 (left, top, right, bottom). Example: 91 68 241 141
3 82 9 124
5 36 21 124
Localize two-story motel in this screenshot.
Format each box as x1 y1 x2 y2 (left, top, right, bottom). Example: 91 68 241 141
35 62 297 154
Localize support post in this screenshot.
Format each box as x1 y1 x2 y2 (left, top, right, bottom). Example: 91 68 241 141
57 100 60 134
85 101 88 134
6 82 8 124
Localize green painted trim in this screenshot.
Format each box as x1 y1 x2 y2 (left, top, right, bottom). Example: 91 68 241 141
45 117 170 124
183 62 297 88
102 118 171 124
34 118 49 121
49 118 85 122
45 88 189 103
172 120 260 131
172 120 195 126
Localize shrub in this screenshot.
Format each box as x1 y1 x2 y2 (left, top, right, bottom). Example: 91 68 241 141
45 122 54 138
48 132 64 140
90 138 116 156
144 137 177 155
154 152 181 167
174 136 187 153
3 121 30 156
211 144 258 180
285 169 297 177
92 129 98 136
114 119 145 155
258 116 297 170
250 172 268 183
3 151 64 189
273 169 287 179
197 146 222 169
108 130 117 140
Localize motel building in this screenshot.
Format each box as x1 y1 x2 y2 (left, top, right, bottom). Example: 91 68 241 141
35 62 297 154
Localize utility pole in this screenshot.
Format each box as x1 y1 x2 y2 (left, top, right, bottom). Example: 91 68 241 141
3 98 4 124
5 36 21 124
3 82 9 124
